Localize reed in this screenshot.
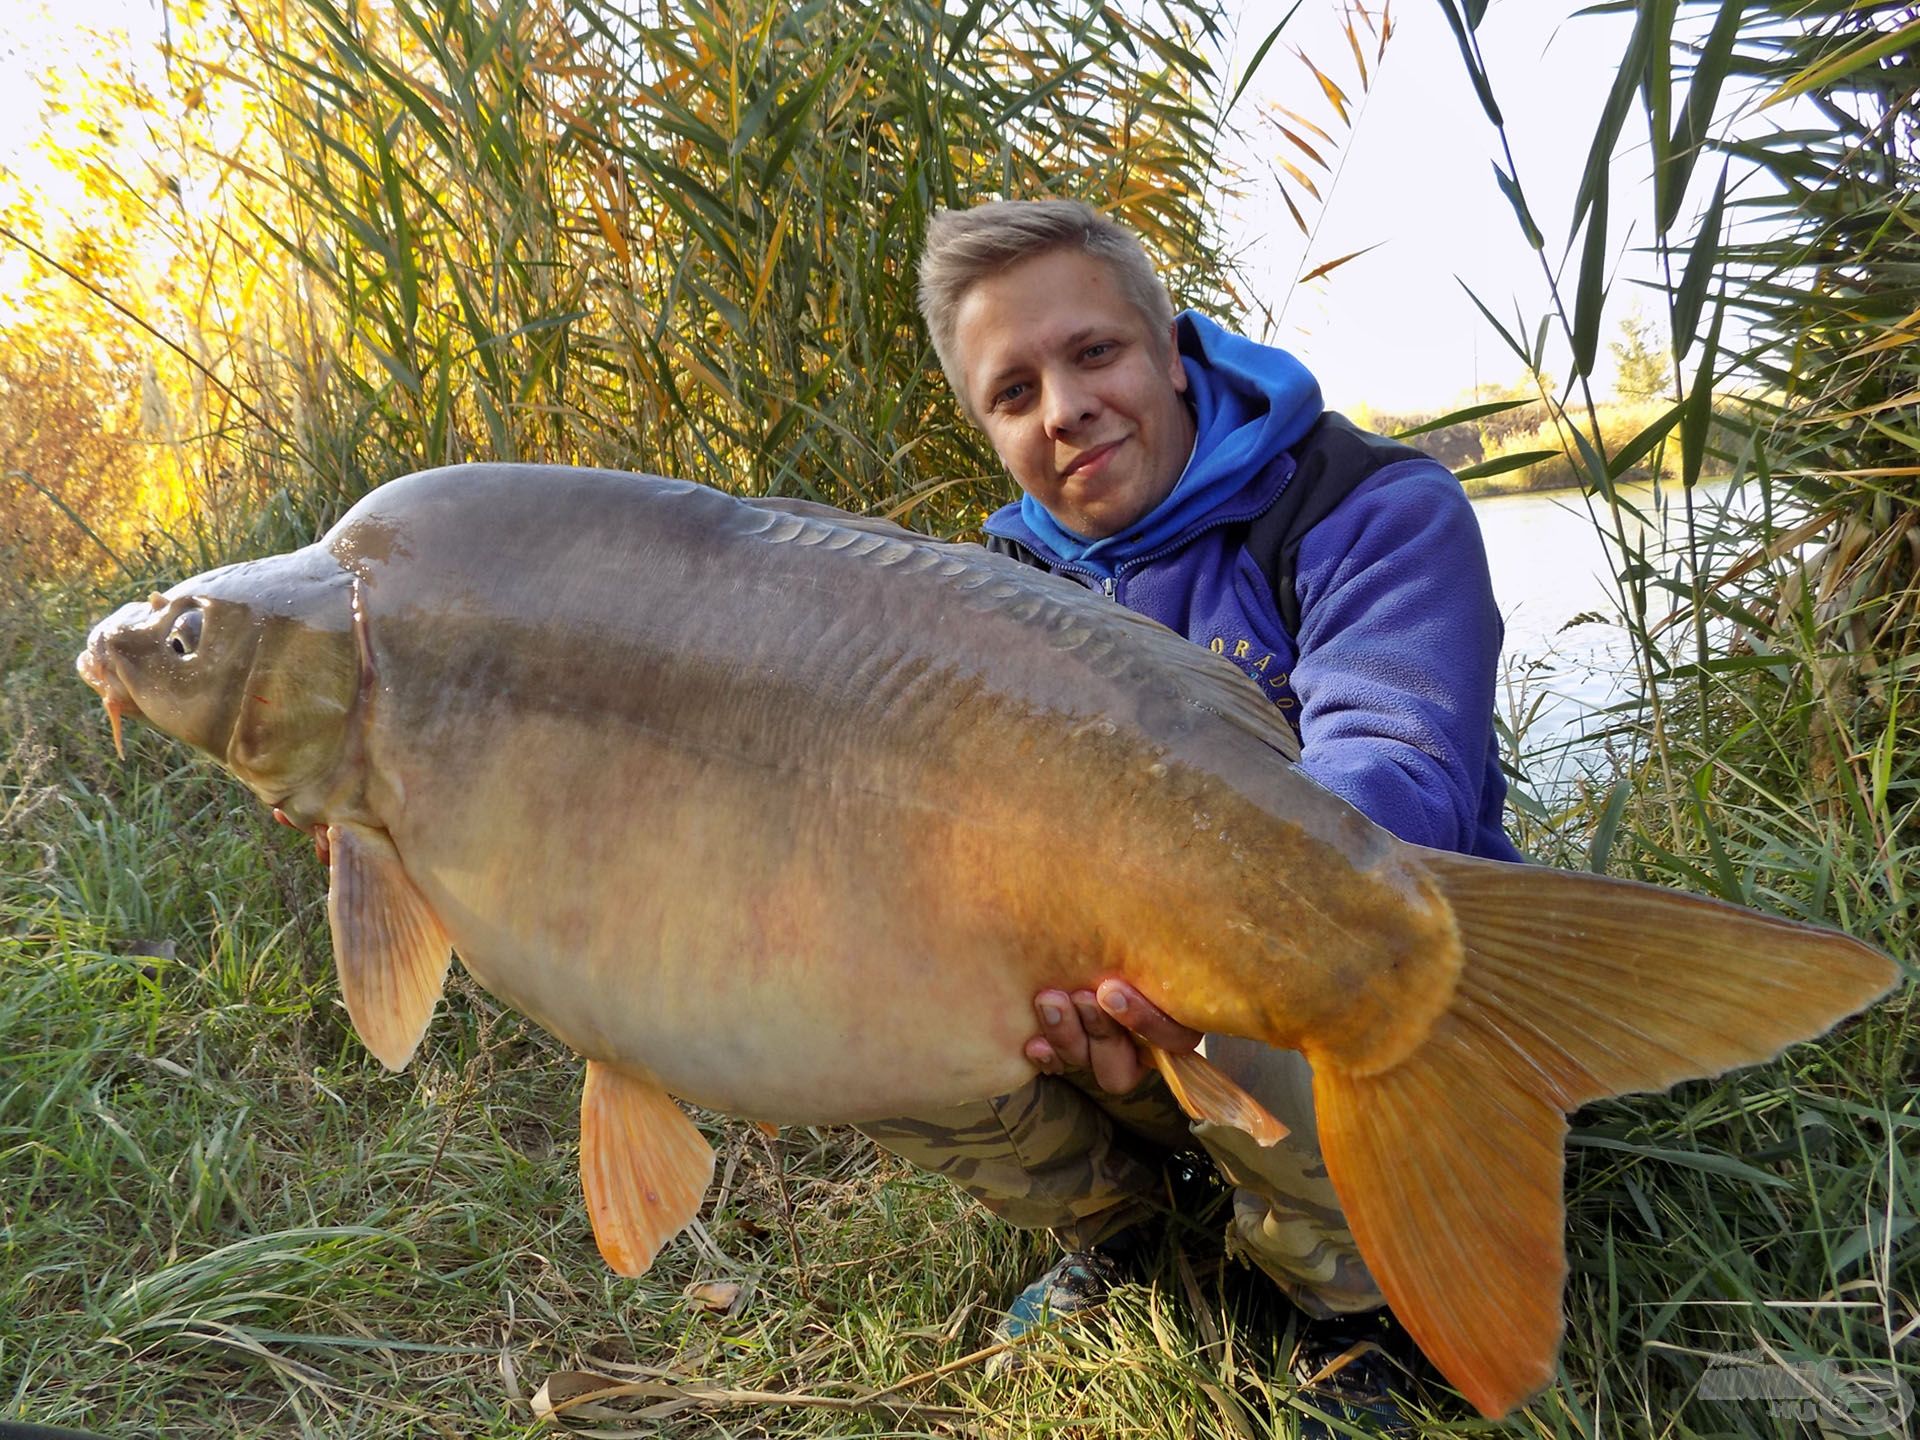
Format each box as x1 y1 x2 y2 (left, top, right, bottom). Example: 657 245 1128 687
208 0 1252 542
1437 2 1916 1428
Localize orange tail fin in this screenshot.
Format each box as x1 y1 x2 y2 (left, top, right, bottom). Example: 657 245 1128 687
1313 852 1898 1418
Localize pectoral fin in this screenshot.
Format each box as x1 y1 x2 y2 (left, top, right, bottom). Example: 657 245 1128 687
579 1061 716 1277
1146 1043 1289 1146
325 823 452 1072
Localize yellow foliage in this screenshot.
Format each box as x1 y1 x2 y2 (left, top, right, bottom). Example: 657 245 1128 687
2 4 291 559
0 325 147 577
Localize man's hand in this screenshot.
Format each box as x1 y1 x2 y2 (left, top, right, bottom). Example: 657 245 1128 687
1025 979 1203 1095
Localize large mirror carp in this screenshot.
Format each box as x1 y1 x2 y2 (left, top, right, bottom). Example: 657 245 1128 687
77 463 1896 1418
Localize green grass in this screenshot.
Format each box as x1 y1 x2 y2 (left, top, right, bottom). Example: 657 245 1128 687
6 568 1915 1440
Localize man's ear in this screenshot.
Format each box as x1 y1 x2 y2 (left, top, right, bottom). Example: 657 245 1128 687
1166 320 1188 393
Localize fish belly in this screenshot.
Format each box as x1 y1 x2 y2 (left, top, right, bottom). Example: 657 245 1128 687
379 708 1078 1121
373 676 1448 1121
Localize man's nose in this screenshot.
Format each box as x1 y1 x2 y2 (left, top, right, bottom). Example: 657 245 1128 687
1042 373 1099 436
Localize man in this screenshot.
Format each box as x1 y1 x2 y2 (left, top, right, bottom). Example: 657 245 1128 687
856 198 1522 1418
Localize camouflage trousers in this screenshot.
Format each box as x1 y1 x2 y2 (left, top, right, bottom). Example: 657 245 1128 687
857 1037 1383 1318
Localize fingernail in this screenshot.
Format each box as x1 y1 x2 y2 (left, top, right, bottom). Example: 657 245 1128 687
1103 989 1129 1013
1039 1002 1062 1026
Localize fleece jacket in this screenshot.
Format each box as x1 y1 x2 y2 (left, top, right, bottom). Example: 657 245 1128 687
983 312 1523 862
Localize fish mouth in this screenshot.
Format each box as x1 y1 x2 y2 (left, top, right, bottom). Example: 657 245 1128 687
75 631 141 759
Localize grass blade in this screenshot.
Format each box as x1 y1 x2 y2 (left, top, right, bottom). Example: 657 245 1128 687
1229 1 1304 110
1389 397 1532 439
1671 163 1727 360
1435 0 1502 125
1492 161 1544 249
1660 0 1743 235
1572 164 1609 378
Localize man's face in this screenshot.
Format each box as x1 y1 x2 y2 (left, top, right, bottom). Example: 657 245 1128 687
951 248 1194 540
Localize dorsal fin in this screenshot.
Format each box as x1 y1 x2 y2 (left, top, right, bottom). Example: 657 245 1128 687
743 494 958 546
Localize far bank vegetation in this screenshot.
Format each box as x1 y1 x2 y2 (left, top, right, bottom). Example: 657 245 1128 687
1356 392 1737 499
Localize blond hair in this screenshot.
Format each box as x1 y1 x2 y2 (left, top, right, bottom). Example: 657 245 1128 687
917 198 1175 413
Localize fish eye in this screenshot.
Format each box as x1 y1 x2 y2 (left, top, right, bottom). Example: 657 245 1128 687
167 607 204 658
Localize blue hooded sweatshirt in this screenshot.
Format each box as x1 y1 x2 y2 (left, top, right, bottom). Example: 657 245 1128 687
985 312 1522 863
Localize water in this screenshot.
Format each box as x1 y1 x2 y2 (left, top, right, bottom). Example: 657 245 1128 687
1472 478 1739 801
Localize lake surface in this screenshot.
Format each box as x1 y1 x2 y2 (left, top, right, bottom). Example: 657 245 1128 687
1472 477 1739 801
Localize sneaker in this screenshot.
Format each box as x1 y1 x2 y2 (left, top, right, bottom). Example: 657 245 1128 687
1288 1311 1413 1436
991 1247 1126 1348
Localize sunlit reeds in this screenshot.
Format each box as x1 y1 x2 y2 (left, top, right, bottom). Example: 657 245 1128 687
215 0 1252 539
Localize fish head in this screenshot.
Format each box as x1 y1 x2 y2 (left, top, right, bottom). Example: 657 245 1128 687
77 547 361 809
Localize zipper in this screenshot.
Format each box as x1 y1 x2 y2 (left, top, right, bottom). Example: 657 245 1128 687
1108 456 1299 595
1004 551 1112 597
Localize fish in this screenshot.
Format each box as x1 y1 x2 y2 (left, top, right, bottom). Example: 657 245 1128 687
75 463 1897 1419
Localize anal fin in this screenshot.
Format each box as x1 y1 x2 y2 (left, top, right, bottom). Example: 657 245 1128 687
580 1061 716 1277
326 823 452 1071
1147 1043 1289 1146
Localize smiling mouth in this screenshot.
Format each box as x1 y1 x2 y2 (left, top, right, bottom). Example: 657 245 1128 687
1062 439 1124 479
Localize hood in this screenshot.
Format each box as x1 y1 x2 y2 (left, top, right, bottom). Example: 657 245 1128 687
986 311 1323 576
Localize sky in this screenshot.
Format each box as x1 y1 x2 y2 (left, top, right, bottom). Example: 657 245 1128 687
1209 0 1656 412
0 0 1692 412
